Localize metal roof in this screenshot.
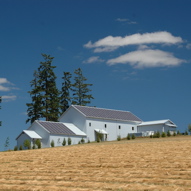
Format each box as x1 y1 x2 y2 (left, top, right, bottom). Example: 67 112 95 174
73 105 142 122
138 119 177 127
23 130 42 139
37 121 76 135
63 123 86 136
95 129 108 134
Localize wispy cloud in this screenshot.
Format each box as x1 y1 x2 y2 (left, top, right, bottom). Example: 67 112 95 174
0 78 16 92
84 31 183 52
83 56 104 64
2 95 17 102
107 49 186 68
116 18 137 25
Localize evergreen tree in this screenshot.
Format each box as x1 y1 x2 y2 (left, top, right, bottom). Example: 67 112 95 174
26 70 43 124
38 54 60 121
60 72 72 113
72 68 94 106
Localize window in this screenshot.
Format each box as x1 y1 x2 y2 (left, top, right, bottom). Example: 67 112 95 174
105 124 107 128
119 125 121 129
89 122 91 127
132 127 134 131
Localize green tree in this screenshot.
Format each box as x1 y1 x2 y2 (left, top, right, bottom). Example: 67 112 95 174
38 54 60 121
26 70 43 124
4 137 9 150
35 139 41 149
188 124 191 135
68 137 72 145
24 140 31 149
51 140 55 147
62 138 66 146
60 72 72 113
72 68 94 106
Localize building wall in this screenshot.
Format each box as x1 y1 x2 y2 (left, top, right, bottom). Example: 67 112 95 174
28 121 50 148
17 133 32 149
86 118 138 142
49 134 85 147
59 106 86 133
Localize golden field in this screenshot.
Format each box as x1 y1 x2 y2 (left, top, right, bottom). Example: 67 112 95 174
1 136 191 191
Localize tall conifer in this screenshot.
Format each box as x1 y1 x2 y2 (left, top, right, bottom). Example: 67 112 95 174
72 68 94 106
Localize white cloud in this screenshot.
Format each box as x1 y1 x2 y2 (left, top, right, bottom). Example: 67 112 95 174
2 95 17 102
186 43 191 49
0 78 19 92
84 31 183 52
107 49 186 68
116 18 137 24
83 56 104 64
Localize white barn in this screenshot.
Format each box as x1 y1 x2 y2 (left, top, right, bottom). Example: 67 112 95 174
16 105 177 149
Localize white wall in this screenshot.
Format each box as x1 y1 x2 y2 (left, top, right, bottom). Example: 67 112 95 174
86 118 138 142
137 124 164 134
17 133 32 149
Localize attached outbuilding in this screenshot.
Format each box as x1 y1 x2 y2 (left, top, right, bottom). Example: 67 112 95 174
137 119 177 136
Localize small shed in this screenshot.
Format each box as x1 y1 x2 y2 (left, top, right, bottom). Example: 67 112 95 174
137 119 177 135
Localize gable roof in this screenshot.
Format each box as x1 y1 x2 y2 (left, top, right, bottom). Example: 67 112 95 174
36 121 86 136
16 130 42 140
72 105 142 122
138 119 177 127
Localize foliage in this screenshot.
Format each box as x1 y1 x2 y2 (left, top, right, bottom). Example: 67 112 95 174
117 135 121 141
152 131 160 138
35 139 41 149
24 139 31 149
177 130 180 135
60 72 72 113
161 132 166 137
19 145 23 150
188 124 191 135
127 134 131 140
32 145 36 149
167 130 171 137
87 139 90 143
51 140 55 147
185 130 188 135
173 132 176 136
62 138 66 146
4 137 10 150
14 146 18 151
72 68 94 106
96 132 103 142
68 137 72 145
81 137 85 144
131 134 136 139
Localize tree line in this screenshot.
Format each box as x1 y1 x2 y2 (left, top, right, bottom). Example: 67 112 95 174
26 54 94 124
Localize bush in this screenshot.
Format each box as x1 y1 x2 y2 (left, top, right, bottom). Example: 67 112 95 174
24 139 31 149
127 134 131 140
96 132 103 142
35 139 41 149
62 138 66 146
150 134 153 138
167 130 171 137
117 135 121 141
87 139 90 143
173 132 176 136
132 134 136 139
81 137 85 144
185 131 188 135
177 130 180 135
161 132 166 137
68 137 72 145
51 140 55 147
14 146 18 151
32 145 36 149
19 145 23 150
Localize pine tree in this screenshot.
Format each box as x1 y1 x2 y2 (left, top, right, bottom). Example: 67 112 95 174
72 68 94 106
37 54 60 121
60 72 72 113
26 70 43 124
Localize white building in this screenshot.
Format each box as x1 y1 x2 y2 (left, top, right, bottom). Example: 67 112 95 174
16 105 177 149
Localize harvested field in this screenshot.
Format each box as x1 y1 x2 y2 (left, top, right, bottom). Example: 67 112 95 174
1 136 191 191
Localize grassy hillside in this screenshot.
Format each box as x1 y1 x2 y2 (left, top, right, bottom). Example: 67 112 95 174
1 136 191 190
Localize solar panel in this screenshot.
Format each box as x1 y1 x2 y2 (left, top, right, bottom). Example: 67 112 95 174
38 121 76 135
74 105 142 122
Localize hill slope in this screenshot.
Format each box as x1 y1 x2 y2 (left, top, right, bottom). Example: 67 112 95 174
1 136 191 190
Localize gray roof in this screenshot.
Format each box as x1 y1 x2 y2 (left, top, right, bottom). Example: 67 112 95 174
73 105 142 122
37 121 76 135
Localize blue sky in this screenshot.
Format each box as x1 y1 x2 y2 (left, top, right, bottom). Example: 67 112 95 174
0 0 191 150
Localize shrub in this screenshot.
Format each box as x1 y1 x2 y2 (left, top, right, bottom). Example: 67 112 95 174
117 135 121 141
185 131 188 135
51 140 55 147
32 145 36 149
150 134 153 138
62 138 66 146
161 132 166 137
14 146 18 151
78 141 81 144
127 134 131 140
167 130 171 137
132 134 135 139
68 137 72 145
177 130 180 135
96 132 103 142
173 132 176 136
87 139 90 143
81 137 85 144
19 145 23 150
35 139 41 149
24 139 31 149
